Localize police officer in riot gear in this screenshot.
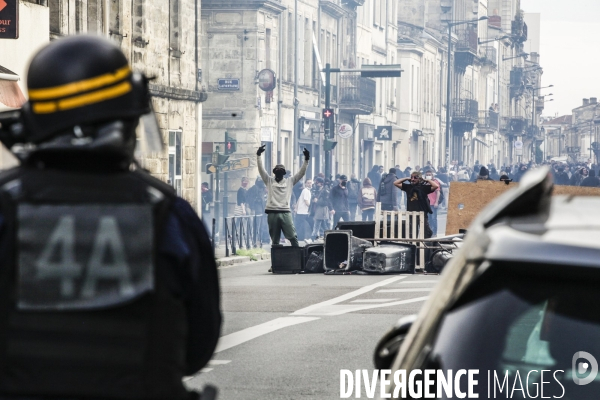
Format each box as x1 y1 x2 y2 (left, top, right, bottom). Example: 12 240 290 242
0 36 221 399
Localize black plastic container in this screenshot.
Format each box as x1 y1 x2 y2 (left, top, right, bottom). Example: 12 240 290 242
271 246 304 274
303 244 324 263
335 221 376 240
323 230 372 271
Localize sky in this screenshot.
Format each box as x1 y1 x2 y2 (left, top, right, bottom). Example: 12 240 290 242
521 0 600 117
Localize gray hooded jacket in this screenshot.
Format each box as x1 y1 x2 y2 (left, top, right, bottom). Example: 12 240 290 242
257 155 308 212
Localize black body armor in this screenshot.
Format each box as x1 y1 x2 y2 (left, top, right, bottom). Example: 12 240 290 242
0 166 192 400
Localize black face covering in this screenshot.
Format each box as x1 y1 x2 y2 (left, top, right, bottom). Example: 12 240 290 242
274 169 285 182
340 180 347 188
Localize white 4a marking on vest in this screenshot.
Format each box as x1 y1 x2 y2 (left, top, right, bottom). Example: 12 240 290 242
35 215 134 298
82 216 134 298
35 216 81 297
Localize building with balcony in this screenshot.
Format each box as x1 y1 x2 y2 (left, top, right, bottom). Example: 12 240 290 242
570 98 600 163
542 115 571 161
338 75 375 115
478 110 499 134
6 0 207 208
454 25 478 74
351 0 400 178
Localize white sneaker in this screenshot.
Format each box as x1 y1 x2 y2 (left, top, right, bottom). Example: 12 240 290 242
305 239 313 244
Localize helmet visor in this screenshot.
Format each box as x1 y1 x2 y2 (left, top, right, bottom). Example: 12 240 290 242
135 103 163 156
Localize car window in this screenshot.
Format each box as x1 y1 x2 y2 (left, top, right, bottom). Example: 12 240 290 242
425 269 600 399
503 302 555 366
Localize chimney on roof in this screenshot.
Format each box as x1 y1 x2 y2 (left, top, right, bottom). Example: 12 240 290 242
591 98 598 104
584 99 590 106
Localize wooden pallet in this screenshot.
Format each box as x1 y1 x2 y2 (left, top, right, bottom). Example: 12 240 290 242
374 203 425 270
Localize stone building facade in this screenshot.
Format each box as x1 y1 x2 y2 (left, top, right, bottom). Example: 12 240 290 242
198 0 545 220
569 98 600 163
9 0 207 209
0 0 49 168
201 0 364 216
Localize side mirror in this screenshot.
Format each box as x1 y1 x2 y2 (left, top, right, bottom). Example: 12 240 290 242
373 314 417 370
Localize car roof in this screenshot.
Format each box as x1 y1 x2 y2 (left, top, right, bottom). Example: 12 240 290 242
485 196 600 267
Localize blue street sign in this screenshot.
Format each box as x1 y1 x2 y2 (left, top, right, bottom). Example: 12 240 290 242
217 78 240 91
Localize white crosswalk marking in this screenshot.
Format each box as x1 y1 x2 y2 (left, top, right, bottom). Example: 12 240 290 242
378 288 432 293
351 299 399 303
209 360 231 365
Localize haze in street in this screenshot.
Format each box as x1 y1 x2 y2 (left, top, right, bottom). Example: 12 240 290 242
522 0 600 116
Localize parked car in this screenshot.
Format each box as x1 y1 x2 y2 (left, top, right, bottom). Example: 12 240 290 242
374 167 600 399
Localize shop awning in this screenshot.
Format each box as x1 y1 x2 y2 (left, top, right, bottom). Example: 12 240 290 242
0 65 26 110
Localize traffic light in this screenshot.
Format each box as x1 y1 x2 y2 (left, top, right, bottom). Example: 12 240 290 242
324 139 337 151
224 131 237 155
322 108 334 138
217 154 229 166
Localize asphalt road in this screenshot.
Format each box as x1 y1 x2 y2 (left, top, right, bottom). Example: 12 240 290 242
185 260 441 400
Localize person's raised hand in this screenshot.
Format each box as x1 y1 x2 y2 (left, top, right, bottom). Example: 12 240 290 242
303 147 310 161
257 145 266 156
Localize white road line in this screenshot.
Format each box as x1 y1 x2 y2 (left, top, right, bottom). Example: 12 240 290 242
399 280 439 284
291 276 406 316
378 288 432 293
200 368 213 373
214 317 320 353
351 299 399 303
212 275 410 353
300 297 429 316
209 360 231 365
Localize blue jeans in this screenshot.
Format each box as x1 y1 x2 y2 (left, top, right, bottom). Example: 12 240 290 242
311 219 329 239
362 209 375 221
429 206 438 236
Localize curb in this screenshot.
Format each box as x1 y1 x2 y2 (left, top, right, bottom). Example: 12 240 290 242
215 256 251 267
215 253 271 267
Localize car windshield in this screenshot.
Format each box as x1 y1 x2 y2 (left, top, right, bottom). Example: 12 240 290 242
427 266 600 399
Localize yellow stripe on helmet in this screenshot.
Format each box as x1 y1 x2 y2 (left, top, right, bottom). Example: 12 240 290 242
28 66 131 101
32 81 132 114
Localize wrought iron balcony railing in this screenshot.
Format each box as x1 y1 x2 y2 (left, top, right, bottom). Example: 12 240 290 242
339 75 376 115
478 110 499 131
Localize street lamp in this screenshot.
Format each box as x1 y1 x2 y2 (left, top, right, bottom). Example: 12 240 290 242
445 15 488 167
502 53 529 61
531 85 554 138
478 35 512 45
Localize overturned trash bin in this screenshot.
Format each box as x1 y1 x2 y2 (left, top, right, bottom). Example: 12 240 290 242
324 230 372 272
303 244 325 273
426 250 452 274
363 244 416 274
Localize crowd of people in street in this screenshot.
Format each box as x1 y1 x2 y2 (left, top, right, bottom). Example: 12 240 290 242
200 156 600 245
202 161 447 241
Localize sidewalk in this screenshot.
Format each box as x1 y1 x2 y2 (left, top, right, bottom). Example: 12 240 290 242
213 240 317 267
213 243 272 267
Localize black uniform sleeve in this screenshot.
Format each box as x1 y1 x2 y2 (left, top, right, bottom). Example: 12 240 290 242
171 198 222 375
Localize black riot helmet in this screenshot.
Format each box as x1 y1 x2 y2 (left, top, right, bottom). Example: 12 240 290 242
21 35 151 144
0 35 165 169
